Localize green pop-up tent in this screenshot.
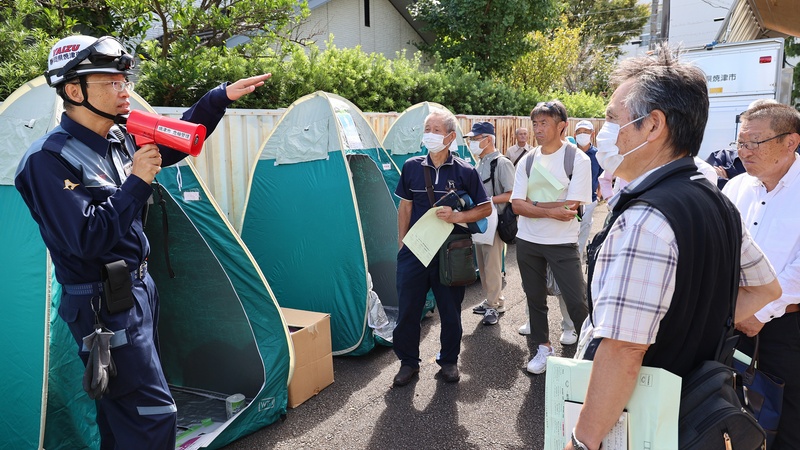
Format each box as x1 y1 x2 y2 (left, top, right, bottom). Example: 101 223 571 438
240 91 401 356
0 76 292 449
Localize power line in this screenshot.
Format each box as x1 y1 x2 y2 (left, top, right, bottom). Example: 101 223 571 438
569 5 649 18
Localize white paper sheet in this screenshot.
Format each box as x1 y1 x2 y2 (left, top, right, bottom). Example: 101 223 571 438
471 202 498 245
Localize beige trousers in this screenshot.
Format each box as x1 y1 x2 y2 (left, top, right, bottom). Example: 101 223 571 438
475 230 505 309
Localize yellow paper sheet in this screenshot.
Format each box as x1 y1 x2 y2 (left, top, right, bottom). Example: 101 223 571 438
527 160 565 202
402 207 454 267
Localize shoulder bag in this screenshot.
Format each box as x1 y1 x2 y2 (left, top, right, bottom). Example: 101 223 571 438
483 156 517 244
424 167 477 287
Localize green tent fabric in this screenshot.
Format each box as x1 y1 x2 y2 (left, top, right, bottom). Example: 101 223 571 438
0 77 63 450
240 91 400 355
0 76 292 449
382 102 471 206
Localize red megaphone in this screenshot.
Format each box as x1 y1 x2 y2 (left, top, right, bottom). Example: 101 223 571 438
125 110 207 157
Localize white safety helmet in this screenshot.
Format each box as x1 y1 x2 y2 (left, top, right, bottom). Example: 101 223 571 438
46 35 134 87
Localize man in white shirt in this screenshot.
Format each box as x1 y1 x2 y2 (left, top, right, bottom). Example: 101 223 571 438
511 100 592 375
723 102 800 449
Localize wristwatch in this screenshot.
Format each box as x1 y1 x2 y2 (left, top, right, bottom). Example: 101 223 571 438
571 429 590 450
532 200 539 206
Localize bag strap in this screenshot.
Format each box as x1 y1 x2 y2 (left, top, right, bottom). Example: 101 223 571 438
715 226 742 364
525 143 576 179
564 143 576 180
482 158 500 196
512 148 528 165
154 183 176 278
424 165 436 207
744 334 761 378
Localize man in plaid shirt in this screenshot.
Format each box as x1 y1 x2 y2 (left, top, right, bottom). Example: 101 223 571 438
564 45 782 450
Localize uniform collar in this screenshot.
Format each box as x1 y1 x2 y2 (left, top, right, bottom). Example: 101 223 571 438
60 112 120 158
422 152 454 168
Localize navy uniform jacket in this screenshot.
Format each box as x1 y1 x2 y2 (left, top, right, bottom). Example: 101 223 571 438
15 83 233 285
395 153 490 229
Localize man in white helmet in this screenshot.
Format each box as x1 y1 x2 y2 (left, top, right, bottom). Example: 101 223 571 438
15 35 270 449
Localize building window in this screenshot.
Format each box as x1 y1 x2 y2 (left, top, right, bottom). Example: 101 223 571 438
364 0 370 27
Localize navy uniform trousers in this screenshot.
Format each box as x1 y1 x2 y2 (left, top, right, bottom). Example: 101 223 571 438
60 271 176 450
393 245 465 368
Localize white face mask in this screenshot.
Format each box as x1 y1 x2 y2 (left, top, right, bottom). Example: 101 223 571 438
469 140 482 155
575 133 592 147
595 115 647 176
421 132 448 154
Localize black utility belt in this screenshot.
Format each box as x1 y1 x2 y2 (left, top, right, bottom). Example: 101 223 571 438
62 260 147 314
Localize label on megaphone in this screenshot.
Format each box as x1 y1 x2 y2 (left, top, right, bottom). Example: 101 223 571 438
126 110 207 157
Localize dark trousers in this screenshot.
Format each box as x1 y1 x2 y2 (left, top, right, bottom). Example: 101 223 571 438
393 246 465 368
516 239 588 346
738 312 800 450
60 274 176 450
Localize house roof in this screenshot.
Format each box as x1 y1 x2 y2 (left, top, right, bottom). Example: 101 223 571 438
719 0 800 42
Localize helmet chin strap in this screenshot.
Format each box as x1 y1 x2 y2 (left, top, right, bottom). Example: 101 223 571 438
65 78 124 123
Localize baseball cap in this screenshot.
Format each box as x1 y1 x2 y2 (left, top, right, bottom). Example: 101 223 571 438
575 120 594 132
466 122 495 137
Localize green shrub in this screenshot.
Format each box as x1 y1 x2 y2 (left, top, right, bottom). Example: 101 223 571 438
546 90 608 119
3 35 608 119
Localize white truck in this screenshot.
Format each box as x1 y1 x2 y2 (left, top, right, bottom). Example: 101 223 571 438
683 38 794 160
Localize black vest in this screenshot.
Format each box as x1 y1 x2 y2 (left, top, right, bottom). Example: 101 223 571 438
586 157 742 377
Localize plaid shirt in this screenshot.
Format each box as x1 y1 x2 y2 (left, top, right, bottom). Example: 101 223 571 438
583 177 776 347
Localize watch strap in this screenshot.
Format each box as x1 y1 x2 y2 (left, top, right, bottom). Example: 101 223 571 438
571 429 590 450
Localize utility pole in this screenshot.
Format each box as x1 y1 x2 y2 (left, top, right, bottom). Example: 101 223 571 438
649 0 659 50
661 0 670 44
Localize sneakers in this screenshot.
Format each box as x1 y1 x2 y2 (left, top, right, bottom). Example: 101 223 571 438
518 321 531 335
472 299 506 315
482 308 499 325
526 344 555 374
560 329 578 345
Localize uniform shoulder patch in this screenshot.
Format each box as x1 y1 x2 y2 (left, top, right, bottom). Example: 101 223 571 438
64 179 79 190
42 132 70 154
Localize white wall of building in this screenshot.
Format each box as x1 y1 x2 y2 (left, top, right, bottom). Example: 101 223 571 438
300 0 423 59
620 0 734 59
669 0 734 47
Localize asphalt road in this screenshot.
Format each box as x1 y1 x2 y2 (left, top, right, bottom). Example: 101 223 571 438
223 204 608 450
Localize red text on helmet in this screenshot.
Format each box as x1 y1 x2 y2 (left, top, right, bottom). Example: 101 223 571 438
52 44 82 57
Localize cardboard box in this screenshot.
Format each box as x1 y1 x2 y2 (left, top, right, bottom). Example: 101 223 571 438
282 307 334 408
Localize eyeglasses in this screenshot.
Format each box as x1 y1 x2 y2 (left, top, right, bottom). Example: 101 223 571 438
84 80 135 92
732 132 791 150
